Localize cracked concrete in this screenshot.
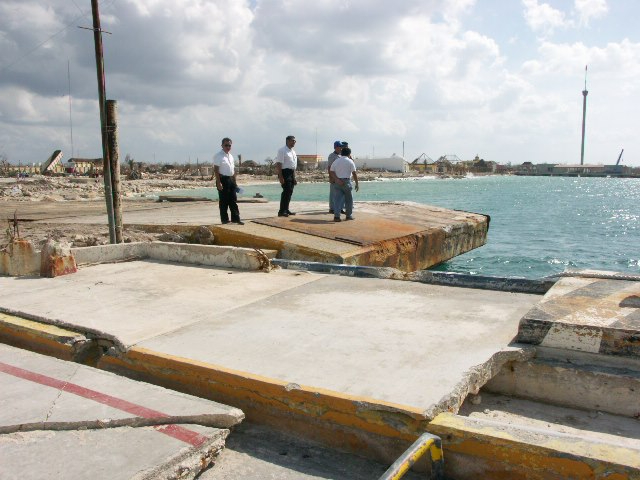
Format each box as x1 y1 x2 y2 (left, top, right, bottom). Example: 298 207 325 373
0 344 244 480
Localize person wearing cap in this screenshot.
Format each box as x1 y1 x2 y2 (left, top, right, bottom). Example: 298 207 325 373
329 146 359 221
327 141 348 214
327 140 342 214
213 137 243 225
275 135 298 217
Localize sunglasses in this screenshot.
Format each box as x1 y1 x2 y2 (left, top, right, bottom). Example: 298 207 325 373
223 144 232 147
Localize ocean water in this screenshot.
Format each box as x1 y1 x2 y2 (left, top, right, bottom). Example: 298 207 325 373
166 176 640 279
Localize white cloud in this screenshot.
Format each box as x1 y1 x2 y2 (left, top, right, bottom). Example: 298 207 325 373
522 0 568 34
0 0 638 166
574 0 608 26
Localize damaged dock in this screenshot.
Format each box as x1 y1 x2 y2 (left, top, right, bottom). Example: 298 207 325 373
2 198 639 479
0 199 488 272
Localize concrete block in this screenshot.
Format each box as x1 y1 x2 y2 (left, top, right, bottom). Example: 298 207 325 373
71 242 277 271
517 273 640 358
484 346 640 418
145 242 275 270
40 239 77 278
0 239 40 276
72 242 147 265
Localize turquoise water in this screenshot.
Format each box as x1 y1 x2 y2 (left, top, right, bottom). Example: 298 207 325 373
166 176 640 279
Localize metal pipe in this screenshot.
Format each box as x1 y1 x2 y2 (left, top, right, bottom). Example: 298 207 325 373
378 432 444 480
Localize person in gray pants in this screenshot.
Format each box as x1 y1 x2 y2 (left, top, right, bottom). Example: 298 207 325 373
327 141 348 214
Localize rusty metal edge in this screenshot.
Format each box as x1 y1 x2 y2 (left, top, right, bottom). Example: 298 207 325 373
271 259 556 294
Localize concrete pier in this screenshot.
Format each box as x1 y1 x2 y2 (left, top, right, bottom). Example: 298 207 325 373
1 256 639 478
0 257 538 464
1 199 488 272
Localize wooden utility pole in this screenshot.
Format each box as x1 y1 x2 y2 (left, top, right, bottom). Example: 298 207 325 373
91 0 116 243
106 100 123 242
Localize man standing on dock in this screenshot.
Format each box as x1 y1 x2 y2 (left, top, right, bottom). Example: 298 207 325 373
327 140 342 214
327 141 349 215
276 135 298 217
213 137 243 225
329 146 359 221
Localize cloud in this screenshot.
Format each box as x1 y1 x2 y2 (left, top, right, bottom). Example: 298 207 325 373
522 0 568 34
574 0 608 26
0 0 638 167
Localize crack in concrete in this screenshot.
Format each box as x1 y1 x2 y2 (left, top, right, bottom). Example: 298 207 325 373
43 363 81 423
0 413 242 435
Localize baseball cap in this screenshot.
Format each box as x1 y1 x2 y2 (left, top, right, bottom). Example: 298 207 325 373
333 140 342 148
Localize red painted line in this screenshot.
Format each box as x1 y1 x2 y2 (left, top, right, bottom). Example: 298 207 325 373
0 360 209 447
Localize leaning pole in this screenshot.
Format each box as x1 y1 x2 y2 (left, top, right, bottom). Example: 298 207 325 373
91 0 117 243
580 65 588 166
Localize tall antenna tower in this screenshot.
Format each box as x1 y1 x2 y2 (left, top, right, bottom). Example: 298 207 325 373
580 65 588 165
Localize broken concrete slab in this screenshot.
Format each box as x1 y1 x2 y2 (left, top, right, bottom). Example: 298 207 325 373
0 262 322 351
0 343 243 480
0 260 539 462
517 271 640 357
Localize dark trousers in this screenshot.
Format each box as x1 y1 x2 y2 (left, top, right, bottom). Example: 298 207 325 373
279 168 295 214
218 176 240 223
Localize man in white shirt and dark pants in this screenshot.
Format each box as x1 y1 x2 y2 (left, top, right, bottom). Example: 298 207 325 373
275 135 298 217
213 137 243 225
329 147 359 222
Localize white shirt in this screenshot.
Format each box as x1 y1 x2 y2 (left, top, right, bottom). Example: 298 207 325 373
213 150 235 176
330 155 356 179
276 146 297 170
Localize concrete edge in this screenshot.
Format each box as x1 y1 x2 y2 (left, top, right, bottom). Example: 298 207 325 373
0 312 93 361
272 259 556 294
132 428 229 480
212 227 347 265
0 307 125 355
429 412 640 479
97 346 433 462
424 346 536 419
71 242 278 271
517 317 640 359
484 346 640 418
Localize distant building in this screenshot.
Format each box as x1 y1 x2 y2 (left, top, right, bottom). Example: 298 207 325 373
353 155 409 173
68 158 103 175
533 163 556 175
552 164 632 176
297 154 323 171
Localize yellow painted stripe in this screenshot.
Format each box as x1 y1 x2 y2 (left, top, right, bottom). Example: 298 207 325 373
0 313 87 361
100 346 430 440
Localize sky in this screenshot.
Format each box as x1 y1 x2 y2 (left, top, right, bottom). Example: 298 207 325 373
1 0 639 167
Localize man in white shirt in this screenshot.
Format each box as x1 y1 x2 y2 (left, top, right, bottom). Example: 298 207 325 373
275 135 298 217
329 147 359 221
213 137 243 225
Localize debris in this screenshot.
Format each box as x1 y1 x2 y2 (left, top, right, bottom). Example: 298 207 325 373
40 238 77 277
188 226 215 245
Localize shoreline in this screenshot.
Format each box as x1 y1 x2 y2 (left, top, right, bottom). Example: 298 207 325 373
0 171 445 204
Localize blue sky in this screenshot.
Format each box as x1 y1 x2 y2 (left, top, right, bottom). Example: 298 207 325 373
1 0 639 166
